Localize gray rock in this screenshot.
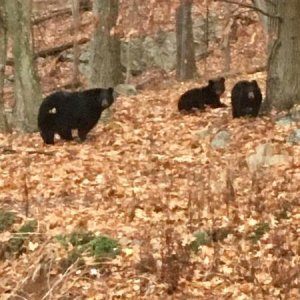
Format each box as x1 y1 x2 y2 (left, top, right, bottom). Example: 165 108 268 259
290 105 300 121
276 106 300 126
77 15 220 78
115 84 137 96
276 116 293 126
144 32 177 71
246 143 291 171
287 129 300 144
120 15 218 73
122 32 177 72
211 130 230 149
195 126 213 139
121 38 146 74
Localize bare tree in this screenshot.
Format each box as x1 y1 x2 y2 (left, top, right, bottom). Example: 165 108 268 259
5 0 42 132
252 0 268 33
241 0 300 110
176 0 197 81
222 0 300 111
89 0 123 88
0 0 7 132
260 0 300 110
71 0 80 89
222 3 233 73
124 0 135 84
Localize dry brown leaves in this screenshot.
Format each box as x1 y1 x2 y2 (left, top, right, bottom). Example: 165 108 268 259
1 0 299 299
0 75 300 298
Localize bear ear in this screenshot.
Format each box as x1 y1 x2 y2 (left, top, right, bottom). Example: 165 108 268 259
220 77 225 82
251 80 258 85
108 87 114 94
208 79 213 85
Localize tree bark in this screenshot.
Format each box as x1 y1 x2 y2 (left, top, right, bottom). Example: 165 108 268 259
71 0 80 90
252 0 268 34
5 0 42 132
266 0 300 110
0 0 8 132
176 0 197 81
89 0 123 88
253 0 279 54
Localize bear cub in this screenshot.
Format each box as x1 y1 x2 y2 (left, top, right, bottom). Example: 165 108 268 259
178 77 226 112
38 87 114 144
231 80 262 118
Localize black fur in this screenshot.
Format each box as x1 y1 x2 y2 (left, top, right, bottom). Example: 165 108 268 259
231 80 262 118
38 87 114 144
178 77 226 112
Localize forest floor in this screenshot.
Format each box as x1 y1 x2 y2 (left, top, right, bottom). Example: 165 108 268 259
0 1 300 299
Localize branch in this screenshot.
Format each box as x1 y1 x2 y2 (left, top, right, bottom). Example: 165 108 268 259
6 37 90 66
214 0 280 20
265 0 276 7
33 8 74 25
228 65 266 77
32 1 92 25
0 146 55 156
37 37 89 58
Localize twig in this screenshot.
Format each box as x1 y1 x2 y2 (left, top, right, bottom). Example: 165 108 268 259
222 64 266 78
0 147 56 156
27 150 55 156
41 261 78 300
32 1 92 25
23 171 29 217
214 0 280 20
7 240 51 299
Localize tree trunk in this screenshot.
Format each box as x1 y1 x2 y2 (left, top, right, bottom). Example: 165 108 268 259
176 0 197 81
5 0 42 132
0 0 7 132
89 0 123 88
252 0 279 54
252 0 268 34
266 0 300 110
222 3 233 74
71 0 80 89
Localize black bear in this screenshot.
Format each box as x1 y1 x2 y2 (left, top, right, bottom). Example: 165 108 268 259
231 80 262 118
178 77 226 112
38 87 114 144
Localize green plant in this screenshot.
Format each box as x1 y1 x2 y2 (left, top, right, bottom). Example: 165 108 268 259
8 219 38 253
0 210 15 232
56 231 95 248
69 231 95 247
56 231 120 272
190 231 212 251
276 203 291 221
88 235 120 258
249 222 270 243
18 220 37 233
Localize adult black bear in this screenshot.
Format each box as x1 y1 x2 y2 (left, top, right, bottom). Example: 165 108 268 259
38 87 114 144
178 77 226 112
231 80 262 118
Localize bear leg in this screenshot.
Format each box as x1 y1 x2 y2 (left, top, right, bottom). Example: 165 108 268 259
78 128 89 141
41 130 55 144
58 129 73 141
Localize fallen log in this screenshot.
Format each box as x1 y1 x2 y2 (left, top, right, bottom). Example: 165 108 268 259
6 37 90 66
